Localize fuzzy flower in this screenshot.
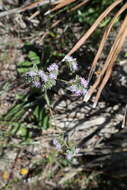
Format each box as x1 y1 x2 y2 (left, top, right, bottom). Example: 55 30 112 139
56 143 62 151
75 148 80 154
66 152 73 160
47 63 58 72
27 71 37 77
71 62 78 71
20 168 28 176
75 89 82 96
82 89 87 95
66 148 80 160
62 55 75 63
52 138 62 151
49 73 57 80
2 171 10 180
52 138 58 145
38 70 48 82
80 77 88 88
62 55 78 72
68 85 82 96
68 85 77 92
68 86 87 96
33 81 41 88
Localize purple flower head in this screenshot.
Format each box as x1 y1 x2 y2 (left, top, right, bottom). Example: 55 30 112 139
63 55 78 72
66 148 80 160
80 77 88 88
27 71 37 77
38 70 48 82
47 63 58 72
33 81 41 88
66 152 73 160
62 55 76 63
52 138 61 151
71 62 78 71
49 73 57 80
68 85 77 92
56 143 62 151
68 85 82 96
52 138 58 146
82 89 87 95
75 148 80 154
75 89 82 96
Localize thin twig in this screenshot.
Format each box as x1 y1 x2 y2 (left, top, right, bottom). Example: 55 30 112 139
92 15 127 107
0 0 55 18
122 104 127 128
70 0 90 12
88 3 127 83
67 0 123 56
85 15 127 104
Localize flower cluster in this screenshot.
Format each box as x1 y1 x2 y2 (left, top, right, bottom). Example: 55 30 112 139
52 138 62 151
26 56 88 97
66 148 80 160
26 63 59 90
38 70 48 82
47 63 58 72
80 77 88 88
52 138 80 161
62 55 78 72
68 75 88 96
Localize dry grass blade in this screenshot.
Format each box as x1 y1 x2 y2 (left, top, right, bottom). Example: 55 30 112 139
85 14 127 103
0 0 50 17
122 104 127 128
88 3 127 82
70 0 90 12
67 0 123 56
58 168 83 184
21 0 45 11
49 0 76 12
93 16 127 107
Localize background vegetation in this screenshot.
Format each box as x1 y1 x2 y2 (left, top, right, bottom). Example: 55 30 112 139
0 0 127 189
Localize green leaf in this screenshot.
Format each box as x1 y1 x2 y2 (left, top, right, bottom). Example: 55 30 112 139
28 51 40 64
42 115 49 129
17 67 30 73
17 51 40 75
125 52 127 57
3 103 24 120
16 126 28 137
33 105 40 118
17 61 33 66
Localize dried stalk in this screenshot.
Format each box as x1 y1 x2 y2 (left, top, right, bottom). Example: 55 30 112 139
45 0 77 14
51 0 76 10
84 14 127 106
88 2 127 82
0 0 54 18
93 16 127 107
122 104 127 128
85 16 127 103
70 0 90 12
67 0 123 56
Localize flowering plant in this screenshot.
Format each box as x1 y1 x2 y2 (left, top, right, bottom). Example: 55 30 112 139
26 63 59 90
26 55 88 97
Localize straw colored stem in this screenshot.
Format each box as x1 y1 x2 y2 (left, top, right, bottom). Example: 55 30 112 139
93 15 127 107
88 3 127 82
67 0 123 56
85 14 127 103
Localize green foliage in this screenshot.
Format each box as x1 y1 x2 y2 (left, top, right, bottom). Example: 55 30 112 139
72 0 114 25
0 90 51 140
17 51 40 74
0 46 53 141
33 104 50 129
